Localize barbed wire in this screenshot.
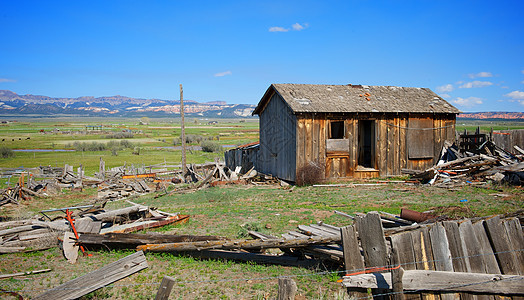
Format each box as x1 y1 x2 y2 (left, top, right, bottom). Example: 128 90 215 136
3 247 523 296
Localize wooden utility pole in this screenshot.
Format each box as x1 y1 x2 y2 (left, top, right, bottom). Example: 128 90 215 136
180 84 187 176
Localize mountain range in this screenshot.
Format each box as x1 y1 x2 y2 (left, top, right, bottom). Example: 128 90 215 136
0 90 522 120
0 90 255 118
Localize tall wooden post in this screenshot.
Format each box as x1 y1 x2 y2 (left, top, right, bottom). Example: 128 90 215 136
180 84 187 176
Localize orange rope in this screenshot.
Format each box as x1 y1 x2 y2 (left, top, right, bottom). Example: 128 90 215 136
336 265 401 283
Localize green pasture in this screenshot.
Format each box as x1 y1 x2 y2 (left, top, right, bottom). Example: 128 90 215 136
0 117 259 176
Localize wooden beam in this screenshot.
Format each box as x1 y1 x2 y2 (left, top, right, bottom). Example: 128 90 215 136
342 270 524 294
137 236 341 253
34 251 148 299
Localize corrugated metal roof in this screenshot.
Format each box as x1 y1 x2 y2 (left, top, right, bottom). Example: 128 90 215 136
253 84 461 115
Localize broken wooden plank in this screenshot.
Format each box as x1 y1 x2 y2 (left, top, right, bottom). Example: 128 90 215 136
342 270 524 295
34 251 148 300
355 212 388 268
63 232 79 264
0 246 26 253
484 216 521 275
79 232 224 249
0 268 52 280
100 214 190 234
137 235 341 253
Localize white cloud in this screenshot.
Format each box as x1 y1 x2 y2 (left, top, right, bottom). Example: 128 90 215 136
292 23 309 31
459 81 493 88
269 26 289 32
452 97 483 108
214 71 232 77
269 23 308 32
521 80 524 84
468 72 493 78
0 78 16 83
439 94 451 99
436 84 454 93
505 90 524 99
521 70 524 75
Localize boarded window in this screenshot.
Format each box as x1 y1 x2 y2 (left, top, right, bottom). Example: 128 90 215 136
330 121 345 139
408 118 434 159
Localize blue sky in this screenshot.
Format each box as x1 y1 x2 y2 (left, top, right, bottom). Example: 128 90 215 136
1 0 523 112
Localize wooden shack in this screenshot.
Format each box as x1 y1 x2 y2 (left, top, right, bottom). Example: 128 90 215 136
252 84 460 182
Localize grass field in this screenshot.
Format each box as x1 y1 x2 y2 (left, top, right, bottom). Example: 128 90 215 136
0 117 523 299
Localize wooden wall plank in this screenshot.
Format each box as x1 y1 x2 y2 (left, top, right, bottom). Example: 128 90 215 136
356 212 388 268
399 117 407 171
442 221 475 300
484 216 521 275
393 117 400 175
472 220 501 274
502 218 524 273
458 220 494 300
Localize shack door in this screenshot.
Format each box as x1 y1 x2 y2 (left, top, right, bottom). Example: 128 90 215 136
358 120 376 169
325 120 350 178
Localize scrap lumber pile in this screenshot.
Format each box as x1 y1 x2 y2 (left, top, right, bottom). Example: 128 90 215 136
0 202 186 254
97 179 152 200
405 141 524 187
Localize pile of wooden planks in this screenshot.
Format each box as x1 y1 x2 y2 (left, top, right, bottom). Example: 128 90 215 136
97 179 152 200
0 202 185 254
405 141 524 187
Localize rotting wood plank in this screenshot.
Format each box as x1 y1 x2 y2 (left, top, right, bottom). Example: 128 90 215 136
389 232 421 300
340 225 368 299
137 235 341 253
298 225 339 238
0 268 51 280
502 218 524 273
429 223 453 272
79 232 224 249
442 221 473 300
389 232 417 271
458 220 494 300
484 216 521 275
471 220 501 274
356 212 388 268
342 270 524 295
428 222 457 300
34 251 148 300
391 247 405 300
442 221 469 273
63 232 79 264
411 227 438 300
309 224 341 236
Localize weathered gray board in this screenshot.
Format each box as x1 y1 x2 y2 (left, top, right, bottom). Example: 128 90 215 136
342 270 524 294
34 251 148 300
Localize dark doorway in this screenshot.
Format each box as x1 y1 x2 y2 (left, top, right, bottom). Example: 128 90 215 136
358 120 375 168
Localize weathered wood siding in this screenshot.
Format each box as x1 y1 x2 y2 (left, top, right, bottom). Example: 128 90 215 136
294 113 456 180
491 129 524 154
257 93 296 181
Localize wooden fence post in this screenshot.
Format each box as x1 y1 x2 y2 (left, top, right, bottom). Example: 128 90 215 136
155 276 176 300
277 277 297 300
391 247 405 300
